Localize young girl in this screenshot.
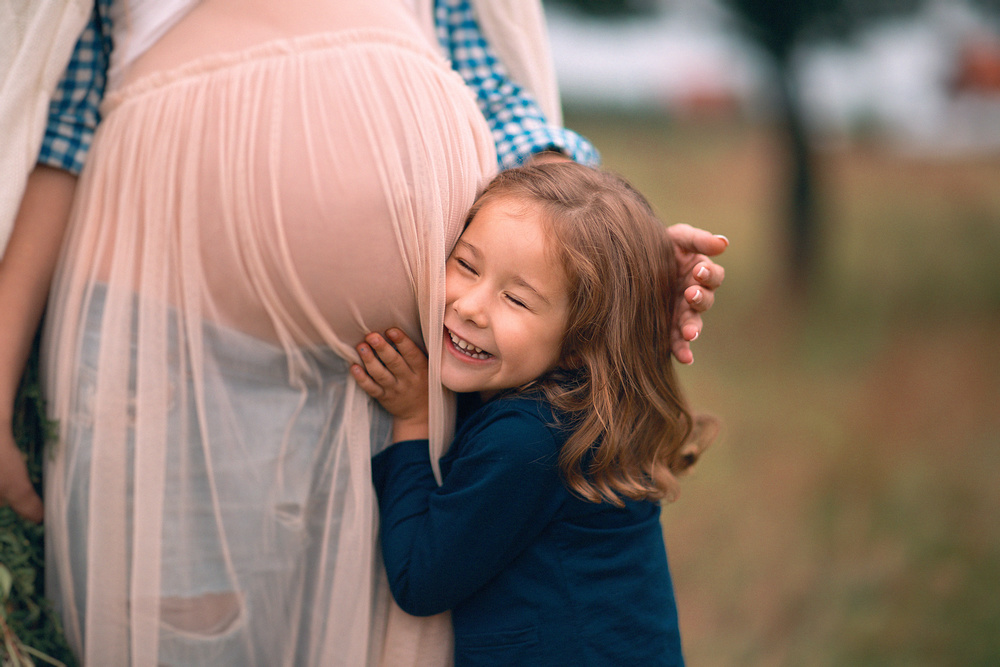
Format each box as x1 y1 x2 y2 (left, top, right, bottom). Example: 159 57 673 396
351 162 715 666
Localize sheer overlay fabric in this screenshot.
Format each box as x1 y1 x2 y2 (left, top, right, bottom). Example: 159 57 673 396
42 5 496 664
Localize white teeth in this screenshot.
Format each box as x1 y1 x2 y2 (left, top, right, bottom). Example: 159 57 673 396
449 331 491 360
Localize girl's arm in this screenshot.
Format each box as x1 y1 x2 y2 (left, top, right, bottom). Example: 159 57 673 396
0 166 78 523
371 409 564 617
353 330 565 616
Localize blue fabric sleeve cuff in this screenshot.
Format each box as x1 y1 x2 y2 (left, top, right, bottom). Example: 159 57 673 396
38 2 110 175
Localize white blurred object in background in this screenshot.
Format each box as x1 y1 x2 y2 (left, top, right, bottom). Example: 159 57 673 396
545 1 769 118
546 0 1000 155
796 0 1000 154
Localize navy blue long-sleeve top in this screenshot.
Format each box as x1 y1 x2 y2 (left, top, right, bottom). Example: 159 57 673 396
371 394 684 666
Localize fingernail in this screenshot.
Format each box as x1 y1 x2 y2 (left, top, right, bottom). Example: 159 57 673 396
358 345 369 356
690 331 699 341
715 235 729 246
387 328 402 341
696 267 710 281
691 289 703 304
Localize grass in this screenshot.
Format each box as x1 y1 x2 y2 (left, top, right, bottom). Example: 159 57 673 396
563 110 1000 666
1 336 76 666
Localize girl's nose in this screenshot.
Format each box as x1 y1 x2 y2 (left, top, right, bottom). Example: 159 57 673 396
452 288 488 327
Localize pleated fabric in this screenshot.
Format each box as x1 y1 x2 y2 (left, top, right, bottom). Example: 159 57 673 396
43 26 495 666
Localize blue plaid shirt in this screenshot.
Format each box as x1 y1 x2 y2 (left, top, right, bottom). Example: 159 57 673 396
39 0 598 175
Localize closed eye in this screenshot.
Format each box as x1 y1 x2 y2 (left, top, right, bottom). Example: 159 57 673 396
455 258 477 275
505 293 529 309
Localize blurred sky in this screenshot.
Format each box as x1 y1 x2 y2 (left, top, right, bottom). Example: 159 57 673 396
545 0 1000 155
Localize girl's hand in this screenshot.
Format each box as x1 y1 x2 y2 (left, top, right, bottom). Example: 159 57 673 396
351 328 430 442
666 224 728 365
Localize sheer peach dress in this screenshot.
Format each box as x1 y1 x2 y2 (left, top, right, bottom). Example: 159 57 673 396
42 1 496 664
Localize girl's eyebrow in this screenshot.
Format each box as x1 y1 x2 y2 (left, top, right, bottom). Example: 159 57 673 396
511 276 550 306
456 239 481 257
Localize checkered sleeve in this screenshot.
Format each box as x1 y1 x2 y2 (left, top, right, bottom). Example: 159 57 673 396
435 0 600 170
37 1 112 175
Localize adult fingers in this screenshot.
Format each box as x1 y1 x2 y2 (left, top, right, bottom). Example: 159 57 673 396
671 298 704 364
685 284 716 313
693 260 725 291
670 323 695 365
668 223 729 257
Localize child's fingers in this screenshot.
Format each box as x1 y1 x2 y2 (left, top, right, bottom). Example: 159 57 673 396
357 341 397 387
366 332 416 379
385 328 427 374
350 363 385 398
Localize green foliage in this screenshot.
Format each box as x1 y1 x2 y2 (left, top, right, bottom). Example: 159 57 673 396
1 339 76 667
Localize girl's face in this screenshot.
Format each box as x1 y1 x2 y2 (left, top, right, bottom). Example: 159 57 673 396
442 197 571 398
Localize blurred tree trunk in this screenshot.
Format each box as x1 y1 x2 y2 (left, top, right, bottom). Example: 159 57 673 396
727 0 826 285
774 57 817 284
546 0 657 16
552 0 985 281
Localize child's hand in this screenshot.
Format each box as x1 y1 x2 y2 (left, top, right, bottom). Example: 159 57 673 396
351 328 430 442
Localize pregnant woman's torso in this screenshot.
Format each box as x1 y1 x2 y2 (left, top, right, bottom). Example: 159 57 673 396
97 0 492 350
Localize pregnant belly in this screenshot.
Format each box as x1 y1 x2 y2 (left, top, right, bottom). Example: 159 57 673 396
86 26 494 357
86 0 494 354
198 143 426 349
116 31 495 352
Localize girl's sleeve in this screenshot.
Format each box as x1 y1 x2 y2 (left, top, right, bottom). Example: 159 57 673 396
372 407 565 616
37 1 112 175
434 0 600 170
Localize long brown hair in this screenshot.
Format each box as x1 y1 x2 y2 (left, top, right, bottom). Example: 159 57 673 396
468 162 716 505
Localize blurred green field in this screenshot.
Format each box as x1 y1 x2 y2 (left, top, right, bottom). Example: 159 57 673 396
564 110 1000 666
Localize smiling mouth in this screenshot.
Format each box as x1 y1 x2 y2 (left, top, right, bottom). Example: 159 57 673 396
447 329 493 360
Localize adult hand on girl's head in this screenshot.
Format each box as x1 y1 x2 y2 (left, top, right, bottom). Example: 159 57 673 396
352 329 430 443
0 426 43 523
666 224 728 365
